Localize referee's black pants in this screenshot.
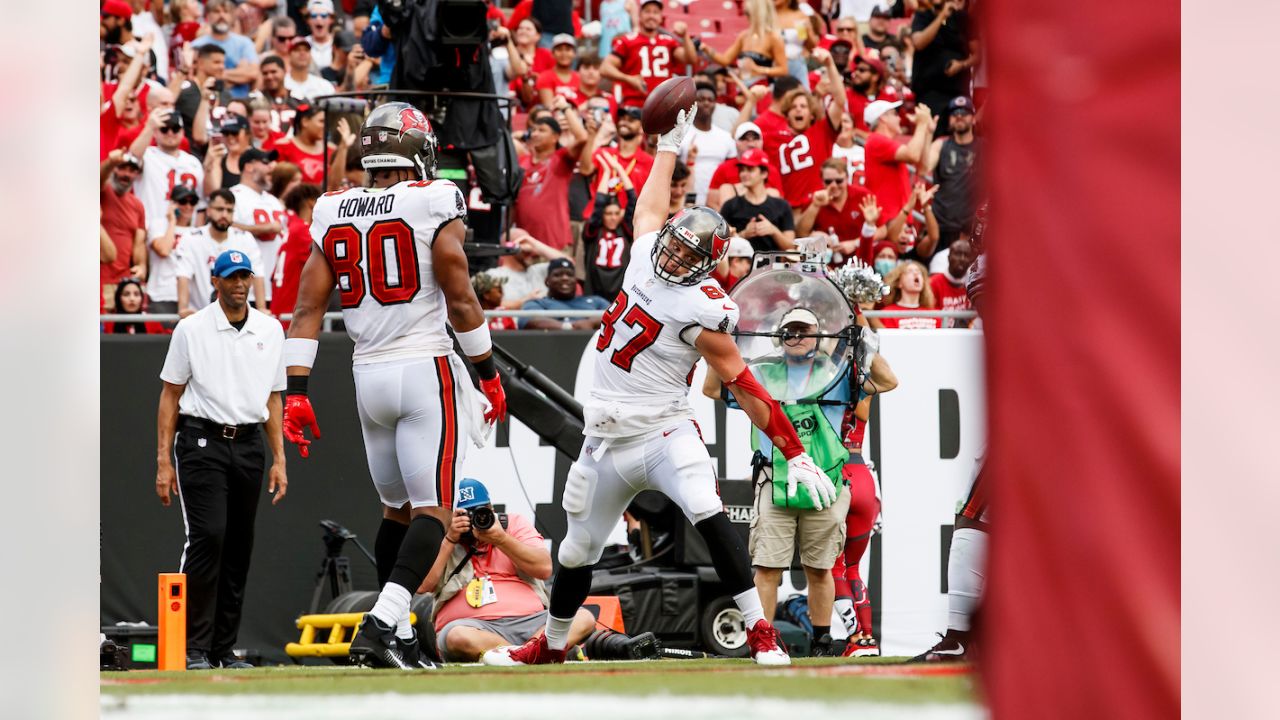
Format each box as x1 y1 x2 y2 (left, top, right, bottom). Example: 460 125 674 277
173 418 265 657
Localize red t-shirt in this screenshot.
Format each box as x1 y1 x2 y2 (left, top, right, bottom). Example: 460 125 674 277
754 110 794 159
813 185 876 262
709 157 784 195
509 48 555 99
271 213 313 323
100 187 147 286
487 315 518 330
535 68 583 106
514 147 576 249
878 302 941 329
114 125 192 155
776 116 840 208
845 86 901 132
100 82 151 160
929 272 971 326
865 132 911 220
270 138 329 185
611 32 685 108
582 145 654 218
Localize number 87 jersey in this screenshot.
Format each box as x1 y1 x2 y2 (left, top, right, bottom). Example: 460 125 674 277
310 180 467 365
588 230 739 435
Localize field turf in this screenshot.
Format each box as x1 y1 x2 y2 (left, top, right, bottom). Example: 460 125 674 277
101 657 976 705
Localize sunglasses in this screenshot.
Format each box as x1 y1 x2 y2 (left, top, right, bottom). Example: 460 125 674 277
276 34 296 42
158 125 183 133
836 27 857 33
823 177 845 185
309 13 331 19
175 197 199 206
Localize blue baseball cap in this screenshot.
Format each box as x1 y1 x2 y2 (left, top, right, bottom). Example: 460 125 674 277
456 478 491 509
212 249 254 277
948 96 975 116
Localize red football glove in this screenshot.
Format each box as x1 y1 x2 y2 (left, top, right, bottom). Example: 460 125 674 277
479 375 507 424
283 394 322 458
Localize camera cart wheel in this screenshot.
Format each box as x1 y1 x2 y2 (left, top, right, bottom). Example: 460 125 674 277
698 595 750 657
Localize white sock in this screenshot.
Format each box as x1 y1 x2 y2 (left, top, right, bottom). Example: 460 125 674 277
834 597 858 635
733 588 765 629
396 615 414 641
544 615 575 650
947 528 988 632
369 582 412 633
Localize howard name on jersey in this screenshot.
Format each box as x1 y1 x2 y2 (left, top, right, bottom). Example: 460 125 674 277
310 179 467 364
587 231 738 437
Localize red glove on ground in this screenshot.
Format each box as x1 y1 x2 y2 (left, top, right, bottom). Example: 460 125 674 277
283 394 322 458
479 375 507 424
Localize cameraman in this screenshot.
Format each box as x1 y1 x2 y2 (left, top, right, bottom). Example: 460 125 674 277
418 478 597 662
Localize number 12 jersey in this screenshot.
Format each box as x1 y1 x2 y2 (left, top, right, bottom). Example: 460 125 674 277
310 180 467 365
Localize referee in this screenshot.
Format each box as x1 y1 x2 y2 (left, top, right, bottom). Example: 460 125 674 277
155 249 288 670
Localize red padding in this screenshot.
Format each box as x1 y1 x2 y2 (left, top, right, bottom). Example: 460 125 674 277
725 367 804 459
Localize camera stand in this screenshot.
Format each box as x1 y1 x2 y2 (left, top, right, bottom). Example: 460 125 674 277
308 520 378 614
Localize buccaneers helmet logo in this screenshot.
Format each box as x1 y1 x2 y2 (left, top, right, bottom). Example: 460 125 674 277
398 107 428 139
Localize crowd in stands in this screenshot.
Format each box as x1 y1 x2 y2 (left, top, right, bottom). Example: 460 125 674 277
101 0 981 331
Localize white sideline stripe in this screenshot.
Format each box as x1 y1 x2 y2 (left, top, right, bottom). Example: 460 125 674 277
101 693 985 720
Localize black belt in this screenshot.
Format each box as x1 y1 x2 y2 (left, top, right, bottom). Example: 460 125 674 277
179 415 261 440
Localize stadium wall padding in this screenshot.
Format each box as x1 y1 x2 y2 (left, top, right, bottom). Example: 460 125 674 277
102 329 984 660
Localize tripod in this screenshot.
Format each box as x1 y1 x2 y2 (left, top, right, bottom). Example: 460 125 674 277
308 520 378 614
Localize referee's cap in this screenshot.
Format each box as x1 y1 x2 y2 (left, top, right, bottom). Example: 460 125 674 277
212 250 254 277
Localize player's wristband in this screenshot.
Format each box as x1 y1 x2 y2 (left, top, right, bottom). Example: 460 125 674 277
286 375 309 396
472 354 498 381
283 337 319 369
861 222 877 238
456 323 493 357
724 366 804 459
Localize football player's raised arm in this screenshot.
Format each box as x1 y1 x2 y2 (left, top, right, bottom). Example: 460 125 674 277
695 328 805 459
633 150 677 237
434 216 508 423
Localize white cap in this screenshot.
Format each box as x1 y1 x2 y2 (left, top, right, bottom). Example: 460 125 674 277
307 0 335 14
864 99 902 129
734 121 763 140
727 237 754 258
779 307 819 329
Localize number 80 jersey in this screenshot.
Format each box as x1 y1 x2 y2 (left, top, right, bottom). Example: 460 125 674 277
310 180 467 365
588 231 739 435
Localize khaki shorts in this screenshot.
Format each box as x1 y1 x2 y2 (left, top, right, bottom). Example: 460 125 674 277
749 474 851 570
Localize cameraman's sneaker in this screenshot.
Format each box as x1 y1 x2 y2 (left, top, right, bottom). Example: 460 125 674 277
842 635 880 657
746 620 791 666
399 631 439 670
482 634 566 666
349 613 410 669
908 632 968 663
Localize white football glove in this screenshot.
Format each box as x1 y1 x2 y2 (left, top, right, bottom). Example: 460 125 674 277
786 452 835 510
656 102 696 154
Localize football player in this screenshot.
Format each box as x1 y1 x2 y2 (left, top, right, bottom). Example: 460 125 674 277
281 102 507 669
482 105 831 668
911 202 989 663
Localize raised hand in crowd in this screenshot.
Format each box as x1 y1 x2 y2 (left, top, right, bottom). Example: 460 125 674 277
860 193 882 225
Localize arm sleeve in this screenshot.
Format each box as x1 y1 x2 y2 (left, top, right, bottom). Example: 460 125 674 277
158 323 192 384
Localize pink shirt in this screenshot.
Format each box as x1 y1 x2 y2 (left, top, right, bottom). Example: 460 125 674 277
434 514 548 629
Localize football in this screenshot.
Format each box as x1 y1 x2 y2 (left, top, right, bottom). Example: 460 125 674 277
641 76 697 135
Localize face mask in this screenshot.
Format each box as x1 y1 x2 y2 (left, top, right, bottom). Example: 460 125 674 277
874 259 896 277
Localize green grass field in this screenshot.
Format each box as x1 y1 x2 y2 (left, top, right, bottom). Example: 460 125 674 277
101 657 976 704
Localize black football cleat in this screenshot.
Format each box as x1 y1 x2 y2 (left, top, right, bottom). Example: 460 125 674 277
908 632 969 663
349 613 411 669
398 630 440 670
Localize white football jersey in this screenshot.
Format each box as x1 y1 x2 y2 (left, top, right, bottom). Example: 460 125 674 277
230 184 287 297
172 225 264 310
146 224 199 302
587 231 738 437
134 146 203 239
310 179 467 365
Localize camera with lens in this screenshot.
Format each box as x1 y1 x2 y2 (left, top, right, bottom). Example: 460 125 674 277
466 505 496 532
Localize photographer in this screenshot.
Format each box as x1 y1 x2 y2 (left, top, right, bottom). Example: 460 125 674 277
419 478 596 662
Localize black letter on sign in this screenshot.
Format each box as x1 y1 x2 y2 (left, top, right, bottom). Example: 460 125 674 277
938 389 960 459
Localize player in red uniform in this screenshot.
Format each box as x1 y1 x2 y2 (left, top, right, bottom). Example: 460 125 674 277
601 0 697 108
773 48 846 209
